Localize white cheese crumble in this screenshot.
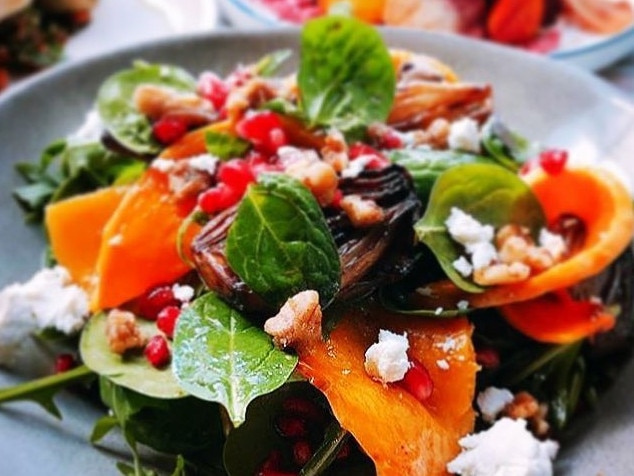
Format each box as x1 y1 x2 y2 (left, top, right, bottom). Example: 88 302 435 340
452 256 473 278
457 300 469 311
66 109 104 146
447 418 559 476
188 154 218 173
0 266 89 365
172 284 195 302
446 207 498 273
364 329 410 384
341 155 375 179
436 359 450 370
477 386 515 423
538 228 567 262
448 118 481 153
152 158 176 173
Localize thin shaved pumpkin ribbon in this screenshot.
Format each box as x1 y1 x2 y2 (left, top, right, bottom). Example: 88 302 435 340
297 308 477 476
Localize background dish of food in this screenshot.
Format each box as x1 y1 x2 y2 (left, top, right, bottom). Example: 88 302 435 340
217 0 634 70
1 28 634 475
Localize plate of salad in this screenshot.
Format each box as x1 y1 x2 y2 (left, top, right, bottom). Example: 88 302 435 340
1 17 634 476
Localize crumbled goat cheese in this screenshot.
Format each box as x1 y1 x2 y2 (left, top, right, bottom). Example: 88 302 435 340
364 330 410 384
447 418 558 476
66 109 104 146
341 155 375 179
477 387 515 423
452 256 473 278
172 284 195 302
448 118 481 153
446 207 494 246
466 241 498 270
538 229 566 262
436 359 450 370
0 267 89 364
188 154 218 173
457 300 469 311
152 158 177 173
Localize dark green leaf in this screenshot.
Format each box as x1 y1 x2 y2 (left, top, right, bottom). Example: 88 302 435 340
300 421 349 476
80 313 187 399
205 130 250 160
387 148 495 204
226 173 341 308
90 415 119 443
414 163 546 292
172 293 298 427
97 61 196 155
298 16 395 132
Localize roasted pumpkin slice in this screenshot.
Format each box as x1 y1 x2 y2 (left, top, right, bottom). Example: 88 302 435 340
297 308 477 476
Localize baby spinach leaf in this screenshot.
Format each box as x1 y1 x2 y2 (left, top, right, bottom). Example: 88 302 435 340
80 313 187 399
172 292 298 427
205 130 250 160
97 61 196 155
481 117 540 171
226 173 341 308
387 148 495 205
298 16 395 133
414 163 546 292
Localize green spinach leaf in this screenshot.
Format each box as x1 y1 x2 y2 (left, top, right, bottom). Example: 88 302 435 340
481 117 540 171
226 173 340 308
80 313 187 399
298 16 395 133
97 61 196 155
387 148 495 204
414 163 546 292
205 130 250 160
172 292 298 427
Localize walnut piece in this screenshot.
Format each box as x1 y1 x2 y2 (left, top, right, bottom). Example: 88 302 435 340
106 309 146 355
264 290 323 349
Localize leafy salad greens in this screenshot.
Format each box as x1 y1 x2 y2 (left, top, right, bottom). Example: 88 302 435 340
1 15 634 476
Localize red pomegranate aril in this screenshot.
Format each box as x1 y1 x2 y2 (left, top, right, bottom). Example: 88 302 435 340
365 155 391 170
476 347 501 369
217 159 256 194
330 189 343 209
55 353 76 373
156 305 181 339
281 396 324 423
198 183 242 214
275 415 309 439
398 358 434 402
152 117 188 145
379 130 403 150
236 111 288 155
538 149 568 175
138 285 179 320
292 440 313 467
349 142 381 159
197 72 229 110
144 335 171 368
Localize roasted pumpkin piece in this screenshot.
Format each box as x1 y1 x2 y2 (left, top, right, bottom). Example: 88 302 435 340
296 308 477 476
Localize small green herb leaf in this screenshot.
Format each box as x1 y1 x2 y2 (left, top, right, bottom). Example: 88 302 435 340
172 293 298 427
90 415 119 443
226 173 341 308
414 163 546 292
254 49 293 77
298 16 395 132
481 117 540 170
204 130 250 160
80 313 187 399
97 62 196 155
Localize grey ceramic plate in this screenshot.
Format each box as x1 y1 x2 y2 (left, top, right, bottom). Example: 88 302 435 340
1 28 634 475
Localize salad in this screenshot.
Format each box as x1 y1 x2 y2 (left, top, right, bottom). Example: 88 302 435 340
1 15 634 476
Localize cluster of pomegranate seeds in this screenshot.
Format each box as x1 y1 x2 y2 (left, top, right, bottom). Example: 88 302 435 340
348 142 391 169
398 358 434 403
375 129 403 150
198 183 243 214
144 335 171 368
156 305 181 339
475 346 501 369
54 353 76 374
237 111 289 155
152 117 189 145
137 285 180 321
538 148 568 175
197 72 229 111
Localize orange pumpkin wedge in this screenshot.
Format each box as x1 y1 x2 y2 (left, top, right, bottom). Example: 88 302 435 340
45 186 128 292
159 119 234 159
92 168 193 310
298 308 477 476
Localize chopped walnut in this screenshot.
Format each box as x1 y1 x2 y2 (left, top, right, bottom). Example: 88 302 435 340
340 195 385 227
284 152 338 207
225 77 279 122
133 84 214 121
321 129 349 173
106 309 146 355
495 224 566 275
264 290 323 349
503 391 551 437
473 262 530 286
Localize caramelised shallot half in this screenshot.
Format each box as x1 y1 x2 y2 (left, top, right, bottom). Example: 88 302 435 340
191 164 421 314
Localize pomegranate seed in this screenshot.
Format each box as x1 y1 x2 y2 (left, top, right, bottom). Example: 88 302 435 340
378 130 403 149
281 397 324 423
365 155 391 170
398 358 433 402
476 347 500 369
349 142 381 159
275 415 309 439
152 117 188 145
330 189 343 209
138 285 179 320
292 440 313 467
157 305 181 339
236 111 288 155
538 149 568 175
198 183 242 214
217 159 256 194
226 66 252 88
247 150 283 176
55 353 76 373
256 450 298 476
144 335 171 368
197 72 229 110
